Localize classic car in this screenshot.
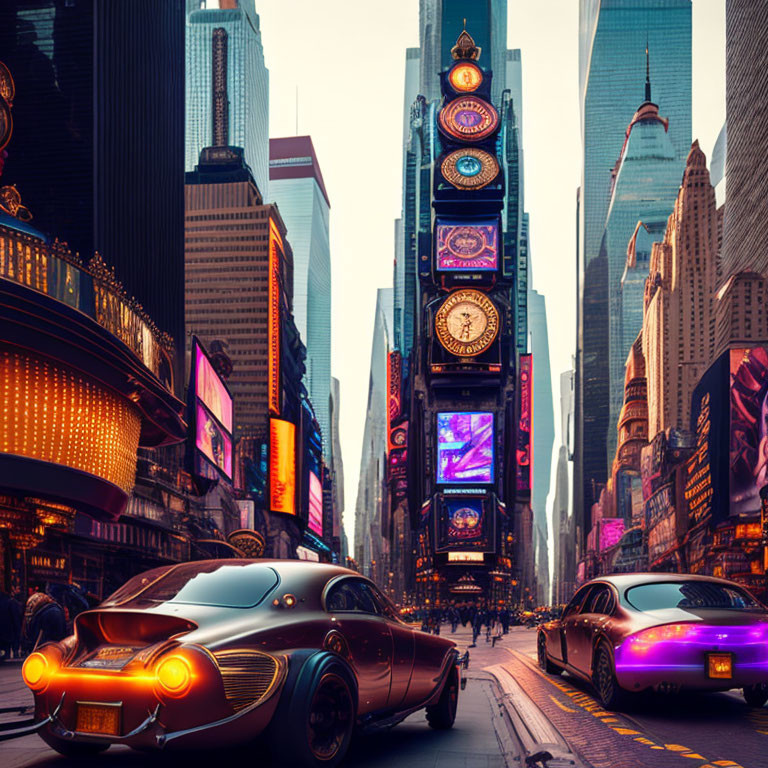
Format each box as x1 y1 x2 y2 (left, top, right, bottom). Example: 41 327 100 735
537 573 768 710
14 560 464 766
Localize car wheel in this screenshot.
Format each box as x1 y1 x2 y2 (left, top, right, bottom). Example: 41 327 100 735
426 665 459 730
537 633 562 676
593 643 628 711
743 683 768 708
268 652 356 768
40 733 109 758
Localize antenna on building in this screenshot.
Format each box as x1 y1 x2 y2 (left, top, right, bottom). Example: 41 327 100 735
645 36 652 103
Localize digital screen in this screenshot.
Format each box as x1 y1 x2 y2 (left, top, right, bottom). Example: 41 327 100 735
436 412 494 484
270 419 296 515
516 355 532 493
308 471 323 536
436 220 498 271
195 401 233 479
195 343 233 433
436 497 491 551
730 347 768 515
599 518 625 552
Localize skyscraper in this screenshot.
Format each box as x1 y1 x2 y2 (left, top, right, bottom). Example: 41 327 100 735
269 136 332 458
354 288 393 582
0 0 185 361
721 0 768 277
575 0 691 539
186 0 270 198
528 288 555 597
643 142 718 438
603 82 682 461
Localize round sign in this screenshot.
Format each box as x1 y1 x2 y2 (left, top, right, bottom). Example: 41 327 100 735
439 96 498 142
448 62 483 93
435 289 499 357
440 149 499 190
450 506 480 530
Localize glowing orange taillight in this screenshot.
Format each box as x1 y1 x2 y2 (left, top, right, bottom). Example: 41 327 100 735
155 655 192 697
22 652 50 691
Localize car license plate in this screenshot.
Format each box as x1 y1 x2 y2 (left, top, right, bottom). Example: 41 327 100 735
76 702 121 735
707 653 733 679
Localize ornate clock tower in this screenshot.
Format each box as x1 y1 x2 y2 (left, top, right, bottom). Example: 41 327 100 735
407 30 524 607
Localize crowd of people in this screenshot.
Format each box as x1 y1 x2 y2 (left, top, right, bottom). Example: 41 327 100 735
0 584 97 663
400 600 560 647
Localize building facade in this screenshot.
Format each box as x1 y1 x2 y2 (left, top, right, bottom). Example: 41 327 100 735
0 0 186 366
575 0 691 545
186 0 270 199
269 137 332 458
721 0 768 277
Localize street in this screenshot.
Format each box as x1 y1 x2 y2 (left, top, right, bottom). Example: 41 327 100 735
2 626 767 768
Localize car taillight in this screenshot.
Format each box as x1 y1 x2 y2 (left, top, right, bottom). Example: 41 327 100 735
627 623 698 649
22 651 54 691
154 654 192 698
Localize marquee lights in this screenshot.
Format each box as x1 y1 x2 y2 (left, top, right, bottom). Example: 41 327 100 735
0 348 141 491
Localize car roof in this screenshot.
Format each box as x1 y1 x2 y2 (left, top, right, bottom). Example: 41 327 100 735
585 572 751 591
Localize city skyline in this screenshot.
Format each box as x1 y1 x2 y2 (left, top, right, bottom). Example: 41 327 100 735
255 0 725 551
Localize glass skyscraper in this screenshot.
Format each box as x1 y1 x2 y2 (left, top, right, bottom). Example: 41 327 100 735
604 96 682 462
186 0 269 198
575 0 691 538
269 137 332 459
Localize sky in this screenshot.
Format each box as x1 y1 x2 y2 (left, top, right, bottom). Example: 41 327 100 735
254 0 726 552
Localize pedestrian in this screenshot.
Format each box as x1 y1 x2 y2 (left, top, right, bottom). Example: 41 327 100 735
500 606 510 634
23 588 67 651
471 609 482 647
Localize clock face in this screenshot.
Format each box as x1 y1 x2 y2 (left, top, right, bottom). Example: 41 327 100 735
440 149 499 190
391 427 407 447
435 289 499 357
448 62 483 93
439 96 498 142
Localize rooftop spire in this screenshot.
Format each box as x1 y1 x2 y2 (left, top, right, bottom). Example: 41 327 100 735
644 38 652 103
451 29 481 61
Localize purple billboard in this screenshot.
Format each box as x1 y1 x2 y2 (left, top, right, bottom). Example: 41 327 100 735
436 220 499 271
436 412 494 484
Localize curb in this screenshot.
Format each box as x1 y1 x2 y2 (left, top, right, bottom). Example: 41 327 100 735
485 661 588 768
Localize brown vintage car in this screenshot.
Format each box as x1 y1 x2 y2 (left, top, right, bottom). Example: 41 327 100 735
16 560 463 766
537 573 768 710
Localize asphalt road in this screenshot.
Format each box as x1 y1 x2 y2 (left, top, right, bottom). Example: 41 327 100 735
2 626 768 768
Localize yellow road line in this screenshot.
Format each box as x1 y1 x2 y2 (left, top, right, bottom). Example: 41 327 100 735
548 694 577 713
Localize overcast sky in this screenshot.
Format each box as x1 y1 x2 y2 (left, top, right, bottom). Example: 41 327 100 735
254 0 726 551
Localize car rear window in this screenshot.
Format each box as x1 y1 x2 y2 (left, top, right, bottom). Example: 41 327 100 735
103 563 279 609
625 581 763 612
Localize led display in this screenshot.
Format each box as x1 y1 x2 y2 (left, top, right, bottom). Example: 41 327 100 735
436 412 494 484
436 497 492 551
269 418 296 515
516 355 532 493
194 342 233 433
195 401 233 479
308 471 323 536
599 518 625 552
436 220 498 271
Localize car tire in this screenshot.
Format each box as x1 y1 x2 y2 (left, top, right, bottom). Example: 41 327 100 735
743 683 768 708
426 664 459 730
40 733 109 758
537 633 562 675
593 643 629 711
267 651 356 768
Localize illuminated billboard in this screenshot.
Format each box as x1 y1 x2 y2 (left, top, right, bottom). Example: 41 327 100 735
447 552 484 563
268 219 283 416
195 401 233 478
308 471 323 536
436 412 494 484
435 497 493 551
194 341 233 432
269 418 296 515
598 518 625 552
730 347 768 515
516 354 532 493
436 220 498 271
190 338 234 482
